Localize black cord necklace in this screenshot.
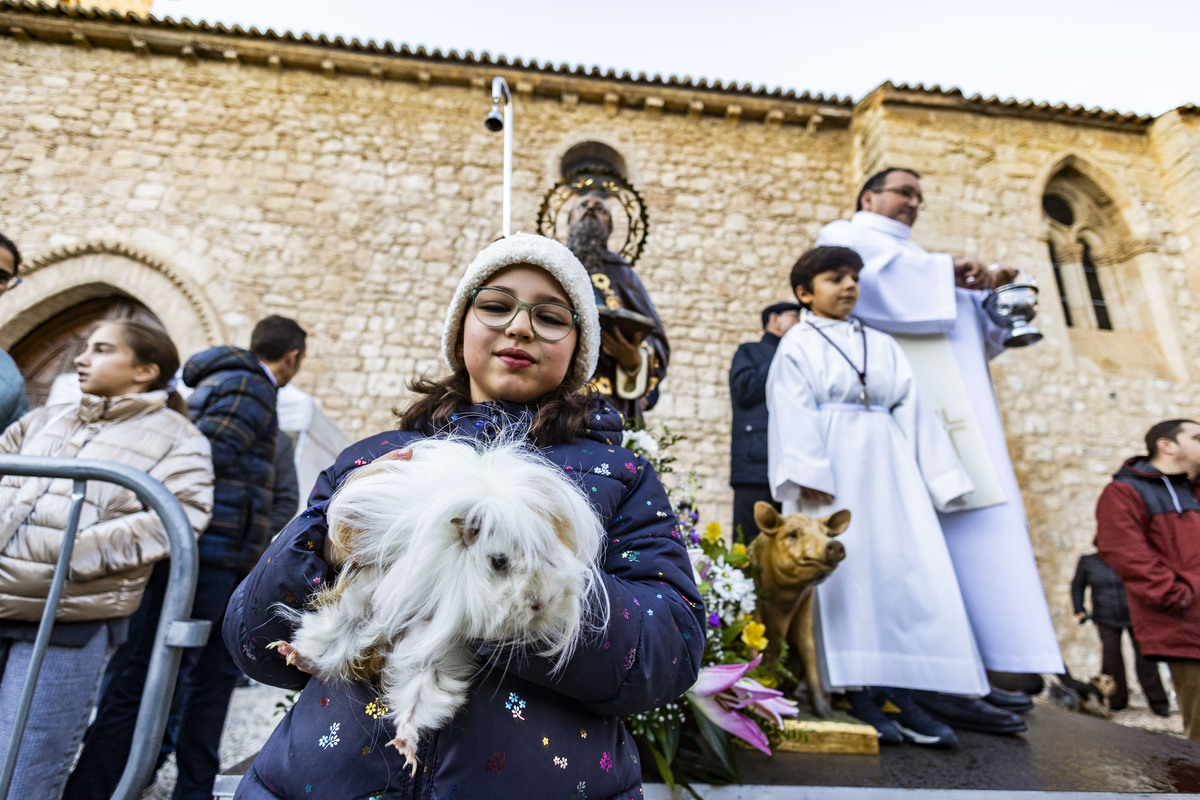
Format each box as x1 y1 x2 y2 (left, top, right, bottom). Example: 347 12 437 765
807 317 869 406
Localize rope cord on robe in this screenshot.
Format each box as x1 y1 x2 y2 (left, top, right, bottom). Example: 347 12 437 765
807 320 869 406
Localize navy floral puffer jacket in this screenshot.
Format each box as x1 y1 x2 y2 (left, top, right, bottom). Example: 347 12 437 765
223 400 706 800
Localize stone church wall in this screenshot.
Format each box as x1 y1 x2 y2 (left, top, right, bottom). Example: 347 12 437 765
2 24 1199 677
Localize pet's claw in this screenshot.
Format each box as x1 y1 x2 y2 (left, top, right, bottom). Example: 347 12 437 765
266 641 316 674
388 737 419 776
266 640 298 663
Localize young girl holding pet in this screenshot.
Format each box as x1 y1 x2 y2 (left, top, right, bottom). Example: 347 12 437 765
224 234 705 799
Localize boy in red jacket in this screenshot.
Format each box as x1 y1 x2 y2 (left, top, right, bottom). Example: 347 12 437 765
1096 419 1200 740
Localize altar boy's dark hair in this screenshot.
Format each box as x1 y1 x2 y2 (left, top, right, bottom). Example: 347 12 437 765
790 246 863 295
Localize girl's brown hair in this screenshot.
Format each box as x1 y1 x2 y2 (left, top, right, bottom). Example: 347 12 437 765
108 320 188 414
396 368 595 448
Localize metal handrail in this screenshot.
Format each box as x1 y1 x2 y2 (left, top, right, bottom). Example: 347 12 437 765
0 455 210 800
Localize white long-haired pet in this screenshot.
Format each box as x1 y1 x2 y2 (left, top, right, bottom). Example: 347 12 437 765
270 437 608 774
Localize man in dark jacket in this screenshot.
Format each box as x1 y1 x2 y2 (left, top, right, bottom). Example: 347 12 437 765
1097 418 1200 740
728 301 800 539
68 316 307 800
1071 550 1169 714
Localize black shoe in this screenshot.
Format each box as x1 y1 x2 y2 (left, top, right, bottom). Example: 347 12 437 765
984 686 1034 714
875 688 957 747
910 690 1027 735
1151 703 1171 717
986 670 1045 695
836 690 904 745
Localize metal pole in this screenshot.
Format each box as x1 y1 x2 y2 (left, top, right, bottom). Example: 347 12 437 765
487 75 513 237
503 100 513 236
0 456 207 800
0 480 85 799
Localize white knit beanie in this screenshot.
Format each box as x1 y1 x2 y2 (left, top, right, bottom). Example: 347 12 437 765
442 233 600 391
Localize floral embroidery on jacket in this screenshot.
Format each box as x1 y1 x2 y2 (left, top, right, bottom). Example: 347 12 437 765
505 693 526 720
318 723 341 749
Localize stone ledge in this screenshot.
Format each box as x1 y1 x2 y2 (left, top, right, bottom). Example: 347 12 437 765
0 2 851 129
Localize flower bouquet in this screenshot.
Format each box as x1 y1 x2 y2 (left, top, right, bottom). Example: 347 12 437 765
623 429 801 796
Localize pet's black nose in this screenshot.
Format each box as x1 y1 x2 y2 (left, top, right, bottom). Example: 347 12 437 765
530 601 544 613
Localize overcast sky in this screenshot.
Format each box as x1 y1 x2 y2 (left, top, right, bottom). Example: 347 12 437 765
154 0 1195 117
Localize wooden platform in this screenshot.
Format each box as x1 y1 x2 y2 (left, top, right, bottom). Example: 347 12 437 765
760 713 879 756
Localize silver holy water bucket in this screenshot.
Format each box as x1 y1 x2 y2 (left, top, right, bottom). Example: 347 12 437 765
982 283 1043 348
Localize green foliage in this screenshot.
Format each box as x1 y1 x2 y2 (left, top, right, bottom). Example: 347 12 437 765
274 690 300 718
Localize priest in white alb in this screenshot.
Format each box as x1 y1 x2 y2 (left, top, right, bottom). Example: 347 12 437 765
816 167 1063 728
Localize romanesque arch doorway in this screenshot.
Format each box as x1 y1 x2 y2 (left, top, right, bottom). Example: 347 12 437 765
9 295 162 409
0 244 225 411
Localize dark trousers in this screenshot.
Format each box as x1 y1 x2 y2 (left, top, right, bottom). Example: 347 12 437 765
732 484 779 543
1098 623 1168 711
66 561 244 800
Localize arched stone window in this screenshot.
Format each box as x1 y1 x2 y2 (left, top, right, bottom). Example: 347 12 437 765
1041 167 1120 331
1037 156 1189 380
559 141 627 181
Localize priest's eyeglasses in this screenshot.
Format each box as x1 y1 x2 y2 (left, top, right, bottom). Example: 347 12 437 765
0 272 21 293
469 287 578 341
876 185 924 206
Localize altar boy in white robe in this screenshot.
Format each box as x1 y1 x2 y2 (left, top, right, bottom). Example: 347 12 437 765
817 168 1063 728
767 246 988 747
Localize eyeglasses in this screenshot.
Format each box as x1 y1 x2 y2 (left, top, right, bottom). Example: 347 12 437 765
0 273 21 292
469 287 578 342
875 185 923 206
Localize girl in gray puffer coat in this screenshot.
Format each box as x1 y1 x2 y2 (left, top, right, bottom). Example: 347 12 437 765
0 321 213 800
225 234 706 800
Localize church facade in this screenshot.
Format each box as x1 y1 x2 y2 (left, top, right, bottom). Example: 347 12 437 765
1 1 1198 672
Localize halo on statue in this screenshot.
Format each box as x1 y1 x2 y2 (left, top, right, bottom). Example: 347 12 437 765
536 166 650 266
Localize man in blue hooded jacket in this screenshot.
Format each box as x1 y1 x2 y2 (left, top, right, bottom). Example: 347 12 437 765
68 316 307 800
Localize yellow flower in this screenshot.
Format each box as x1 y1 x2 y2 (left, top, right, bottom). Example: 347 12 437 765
757 674 778 689
741 620 768 651
703 521 723 545
732 542 747 556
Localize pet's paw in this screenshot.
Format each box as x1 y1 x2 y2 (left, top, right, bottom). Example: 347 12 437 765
388 736 419 776
267 640 317 675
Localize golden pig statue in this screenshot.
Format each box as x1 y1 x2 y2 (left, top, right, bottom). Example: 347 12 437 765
749 501 849 719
